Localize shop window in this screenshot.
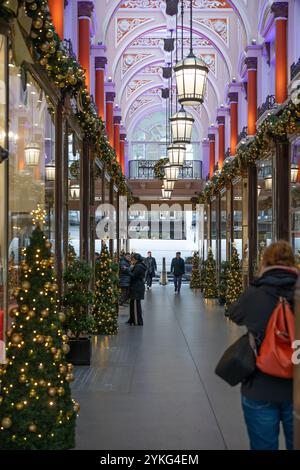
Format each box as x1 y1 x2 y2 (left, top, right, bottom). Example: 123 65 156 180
68 132 81 257
8 61 55 310
257 157 274 263
291 140 300 255
233 179 242 258
220 192 226 262
211 198 217 259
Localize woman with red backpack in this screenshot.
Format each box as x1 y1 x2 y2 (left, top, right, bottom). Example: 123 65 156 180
228 241 298 450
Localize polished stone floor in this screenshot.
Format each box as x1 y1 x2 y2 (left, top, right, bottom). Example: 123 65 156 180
72 284 249 450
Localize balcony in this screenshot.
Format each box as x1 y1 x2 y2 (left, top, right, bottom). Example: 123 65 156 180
129 160 202 180
237 126 248 144
291 57 300 81
257 95 277 123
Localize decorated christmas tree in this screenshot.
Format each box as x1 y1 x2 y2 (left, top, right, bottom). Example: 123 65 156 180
218 261 231 305
68 243 77 267
200 258 206 292
0 211 78 450
190 252 201 288
203 248 218 299
225 245 243 312
92 241 119 335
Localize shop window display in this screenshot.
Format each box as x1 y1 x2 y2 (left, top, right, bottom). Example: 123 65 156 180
8 62 55 309
257 157 273 262
291 140 300 255
68 132 81 256
233 179 242 258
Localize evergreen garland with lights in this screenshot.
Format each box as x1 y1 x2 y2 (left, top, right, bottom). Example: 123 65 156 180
0 224 78 450
92 242 119 335
190 252 201 289
225 246 243 312
203 248 218 299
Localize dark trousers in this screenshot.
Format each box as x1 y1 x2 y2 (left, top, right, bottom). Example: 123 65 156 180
119 287 129 305
242 396 293 450
129 299 143 325
146 272 153 287
174 275 182 292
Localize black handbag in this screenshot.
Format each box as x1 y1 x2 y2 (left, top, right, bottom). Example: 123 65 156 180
215 333 257 386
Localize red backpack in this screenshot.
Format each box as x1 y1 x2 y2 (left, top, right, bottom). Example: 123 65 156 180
256 297 295 379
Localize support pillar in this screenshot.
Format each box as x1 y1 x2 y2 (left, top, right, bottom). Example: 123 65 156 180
275 138 290 241
207 202 212 249
271 2 288 104
226 183 233 261
80 138 90 263
228 92 238 156
109 182 114 256
245 57 257 136
216 194 221 279
113 116 121 163
78 1 94 93
106 92 115 147
248 164 257 281
48 0 64 39
241 168 249 288
95 56 107 121
120 134 126 175
217 116 225 169
208 134 216 177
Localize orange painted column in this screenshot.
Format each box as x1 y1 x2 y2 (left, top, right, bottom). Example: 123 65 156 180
113 116 121 163
48 0 64 39
106 92 115 147
95 57 107 121
120 134 126 175
78 2 94 93
271 2 288 104
208 134 216 178
217 116 225 170
245 57 257 136
228 92 238 156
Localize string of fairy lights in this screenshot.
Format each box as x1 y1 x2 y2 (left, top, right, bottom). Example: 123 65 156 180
161 0 208 200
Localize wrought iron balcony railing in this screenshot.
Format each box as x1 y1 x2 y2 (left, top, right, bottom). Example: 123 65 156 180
129 160 202 180
237 126 248 143
291 57 300 81
257 95 276 120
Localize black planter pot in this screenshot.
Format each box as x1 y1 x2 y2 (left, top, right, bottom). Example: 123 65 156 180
66 336 92 366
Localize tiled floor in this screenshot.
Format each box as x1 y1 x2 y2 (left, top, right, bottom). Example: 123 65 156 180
72 284 249 450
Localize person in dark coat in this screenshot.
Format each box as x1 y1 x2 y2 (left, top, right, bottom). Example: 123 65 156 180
144 251 157 290
127 253 147 325
170 252 185 294
228 241 298 450
119 253 131 305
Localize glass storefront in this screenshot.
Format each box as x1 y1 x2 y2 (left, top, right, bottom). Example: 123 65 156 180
291 139 300 255
8 61 56 310
220 191 226 262
68 131 81 257
233 179 242 258
257 156 273 262
211 198 217 259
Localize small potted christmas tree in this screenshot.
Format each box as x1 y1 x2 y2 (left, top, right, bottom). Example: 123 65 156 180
218 261 231 305
225 245 243 313
190 252 201 289
203 248 218 303
62 260 94 365
92 242 119 335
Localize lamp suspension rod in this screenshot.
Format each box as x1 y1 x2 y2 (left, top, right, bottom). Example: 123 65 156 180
190 0 193 55
175 10 178 111
181 0 184 61
170 29 173 124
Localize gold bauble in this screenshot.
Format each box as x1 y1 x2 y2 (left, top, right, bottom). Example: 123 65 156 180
44 282 52 290
28 310 35 319
29 389 37 398
33 18 43 29
67 363 74 371
21 305 29 313
62 335 69 343
73 403 80 413
41 309 49 318
38 379 46 387
48 257 54 265
45 241 52 249
28 423 37 433
61 343 70 355
36 335 44 344
19 374 27 383
38 363 44 370
51 283 59 292
21 281 31 290
15 402 24 411
58 312 66 323
57 387 65 396
9 308 19 318
39 57 48 66
53 352 61 362
45 335 53 343
40 260 48 268
1 417 12 429
13 288 21 298
40 43 49 52
50 347 57 354
11 333 22 344
59 365 67 374
28 3 37 10
69 76 77 85
22 263 29 271
65 373 74 382
48 387 57 397
46 30 53 39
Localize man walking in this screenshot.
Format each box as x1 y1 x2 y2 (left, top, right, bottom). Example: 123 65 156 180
170 252 185 294
144 251 157 290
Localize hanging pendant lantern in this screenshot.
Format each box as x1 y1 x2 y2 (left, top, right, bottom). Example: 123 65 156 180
25 143 40 166
291 163 299 183
167 144 186 166
163 179 175 191
170 106 194 144
70 184 80 199
162 188 172 199
45 160 55 181
164 164 179 181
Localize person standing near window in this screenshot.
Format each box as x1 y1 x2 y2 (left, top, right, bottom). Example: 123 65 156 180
144 251 157 290
127 254 147 325
170 252 185 294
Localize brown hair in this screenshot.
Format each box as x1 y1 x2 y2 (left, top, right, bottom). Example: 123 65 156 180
261 241 296 269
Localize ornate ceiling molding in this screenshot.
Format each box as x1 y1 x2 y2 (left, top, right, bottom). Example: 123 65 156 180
194 17 229 45
122 53 155 77
120 0 231 9
126 79 154 98
116 17 153 45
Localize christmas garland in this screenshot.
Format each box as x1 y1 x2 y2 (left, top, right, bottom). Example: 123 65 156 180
199 97 300 204
154 158 169 180
0 0 128 195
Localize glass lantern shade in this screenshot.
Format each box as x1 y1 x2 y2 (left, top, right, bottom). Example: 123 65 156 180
167 144 186 166
170 107 194 144
164 164 179 181
291 164 299 183
24 143 40 166
174 54 208 106
45 161 55 181
163 179 175 191
162 188 172 199
70 184 80 199
264 175 272 191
